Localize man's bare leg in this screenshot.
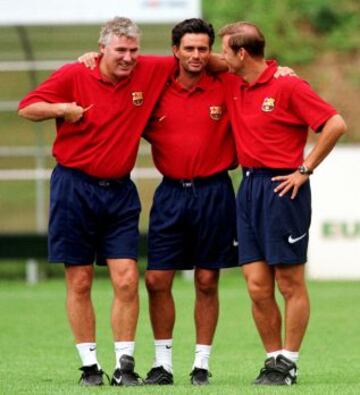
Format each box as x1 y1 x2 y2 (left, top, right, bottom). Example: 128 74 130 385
275 264 310 352
146 270 176 339
242 261 283 352
108 259 139 342
65 264 95 342
65 264 101 369
145 270 176 377
192 268 220 372
108 259 142 385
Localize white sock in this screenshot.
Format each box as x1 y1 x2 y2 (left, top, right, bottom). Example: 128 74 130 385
153 339 173 373
266 350 283 359
76 342 100 368
282 349 299 363
193 344 212 370
114 341 135 368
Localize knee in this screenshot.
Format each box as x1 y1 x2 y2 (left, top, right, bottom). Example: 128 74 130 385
276 271 306 300
72 280 92 297
145 272 172 294
275 265 307 300
66 267 92 297
277 279 300 300
195 271 219 295
247 279 274 305
113 266 139 297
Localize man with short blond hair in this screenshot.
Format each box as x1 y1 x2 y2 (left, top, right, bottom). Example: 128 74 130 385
218 21 347 385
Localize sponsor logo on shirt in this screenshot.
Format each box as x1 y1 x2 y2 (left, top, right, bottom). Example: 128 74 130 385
261 97 275 112
209 106 222 120
132 91 144 106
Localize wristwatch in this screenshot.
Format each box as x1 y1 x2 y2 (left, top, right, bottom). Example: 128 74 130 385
297 164 313 175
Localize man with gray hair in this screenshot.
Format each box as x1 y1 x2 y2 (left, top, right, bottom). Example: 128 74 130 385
18 16 176 386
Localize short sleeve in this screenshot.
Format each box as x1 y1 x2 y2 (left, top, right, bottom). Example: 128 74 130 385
289 79 337 132
18 63 76 110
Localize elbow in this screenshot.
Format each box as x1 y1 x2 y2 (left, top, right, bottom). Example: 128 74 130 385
18 107 40 122
331 114 347 139
337 115 347 138
340 118 347 136
17 108 26 119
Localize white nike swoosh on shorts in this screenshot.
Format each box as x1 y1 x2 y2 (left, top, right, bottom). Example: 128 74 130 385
288 233 307 244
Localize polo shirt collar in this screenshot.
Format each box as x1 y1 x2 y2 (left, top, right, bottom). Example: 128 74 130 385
171 71 211 93
239 59 278 88
89 56 105 81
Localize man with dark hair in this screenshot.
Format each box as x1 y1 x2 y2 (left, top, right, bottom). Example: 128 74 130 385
18 16 177 387
171 17 215 47
218 21 347 385
143 18 238 386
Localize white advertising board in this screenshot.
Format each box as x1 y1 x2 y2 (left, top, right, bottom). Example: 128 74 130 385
0 0 201 25
308 145 360 279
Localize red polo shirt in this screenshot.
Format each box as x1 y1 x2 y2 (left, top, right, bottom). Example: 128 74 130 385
144 72 237 179
222 61 337 168
18 56 176 178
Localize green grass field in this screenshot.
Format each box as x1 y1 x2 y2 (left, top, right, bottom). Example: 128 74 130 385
1 272 359 394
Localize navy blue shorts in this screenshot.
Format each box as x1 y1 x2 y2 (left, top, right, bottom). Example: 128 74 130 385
147 172 238 270
237 167 311 266
48 165 141 265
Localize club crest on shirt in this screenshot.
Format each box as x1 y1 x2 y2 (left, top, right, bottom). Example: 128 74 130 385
261 97 275 112
132 91 143 106
209 106 223 120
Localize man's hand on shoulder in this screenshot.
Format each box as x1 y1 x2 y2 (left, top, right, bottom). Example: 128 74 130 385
274 66 297 78
78 52 100 69
207 53 229 73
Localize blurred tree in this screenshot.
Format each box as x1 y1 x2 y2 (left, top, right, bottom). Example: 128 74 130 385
203 0 360 63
